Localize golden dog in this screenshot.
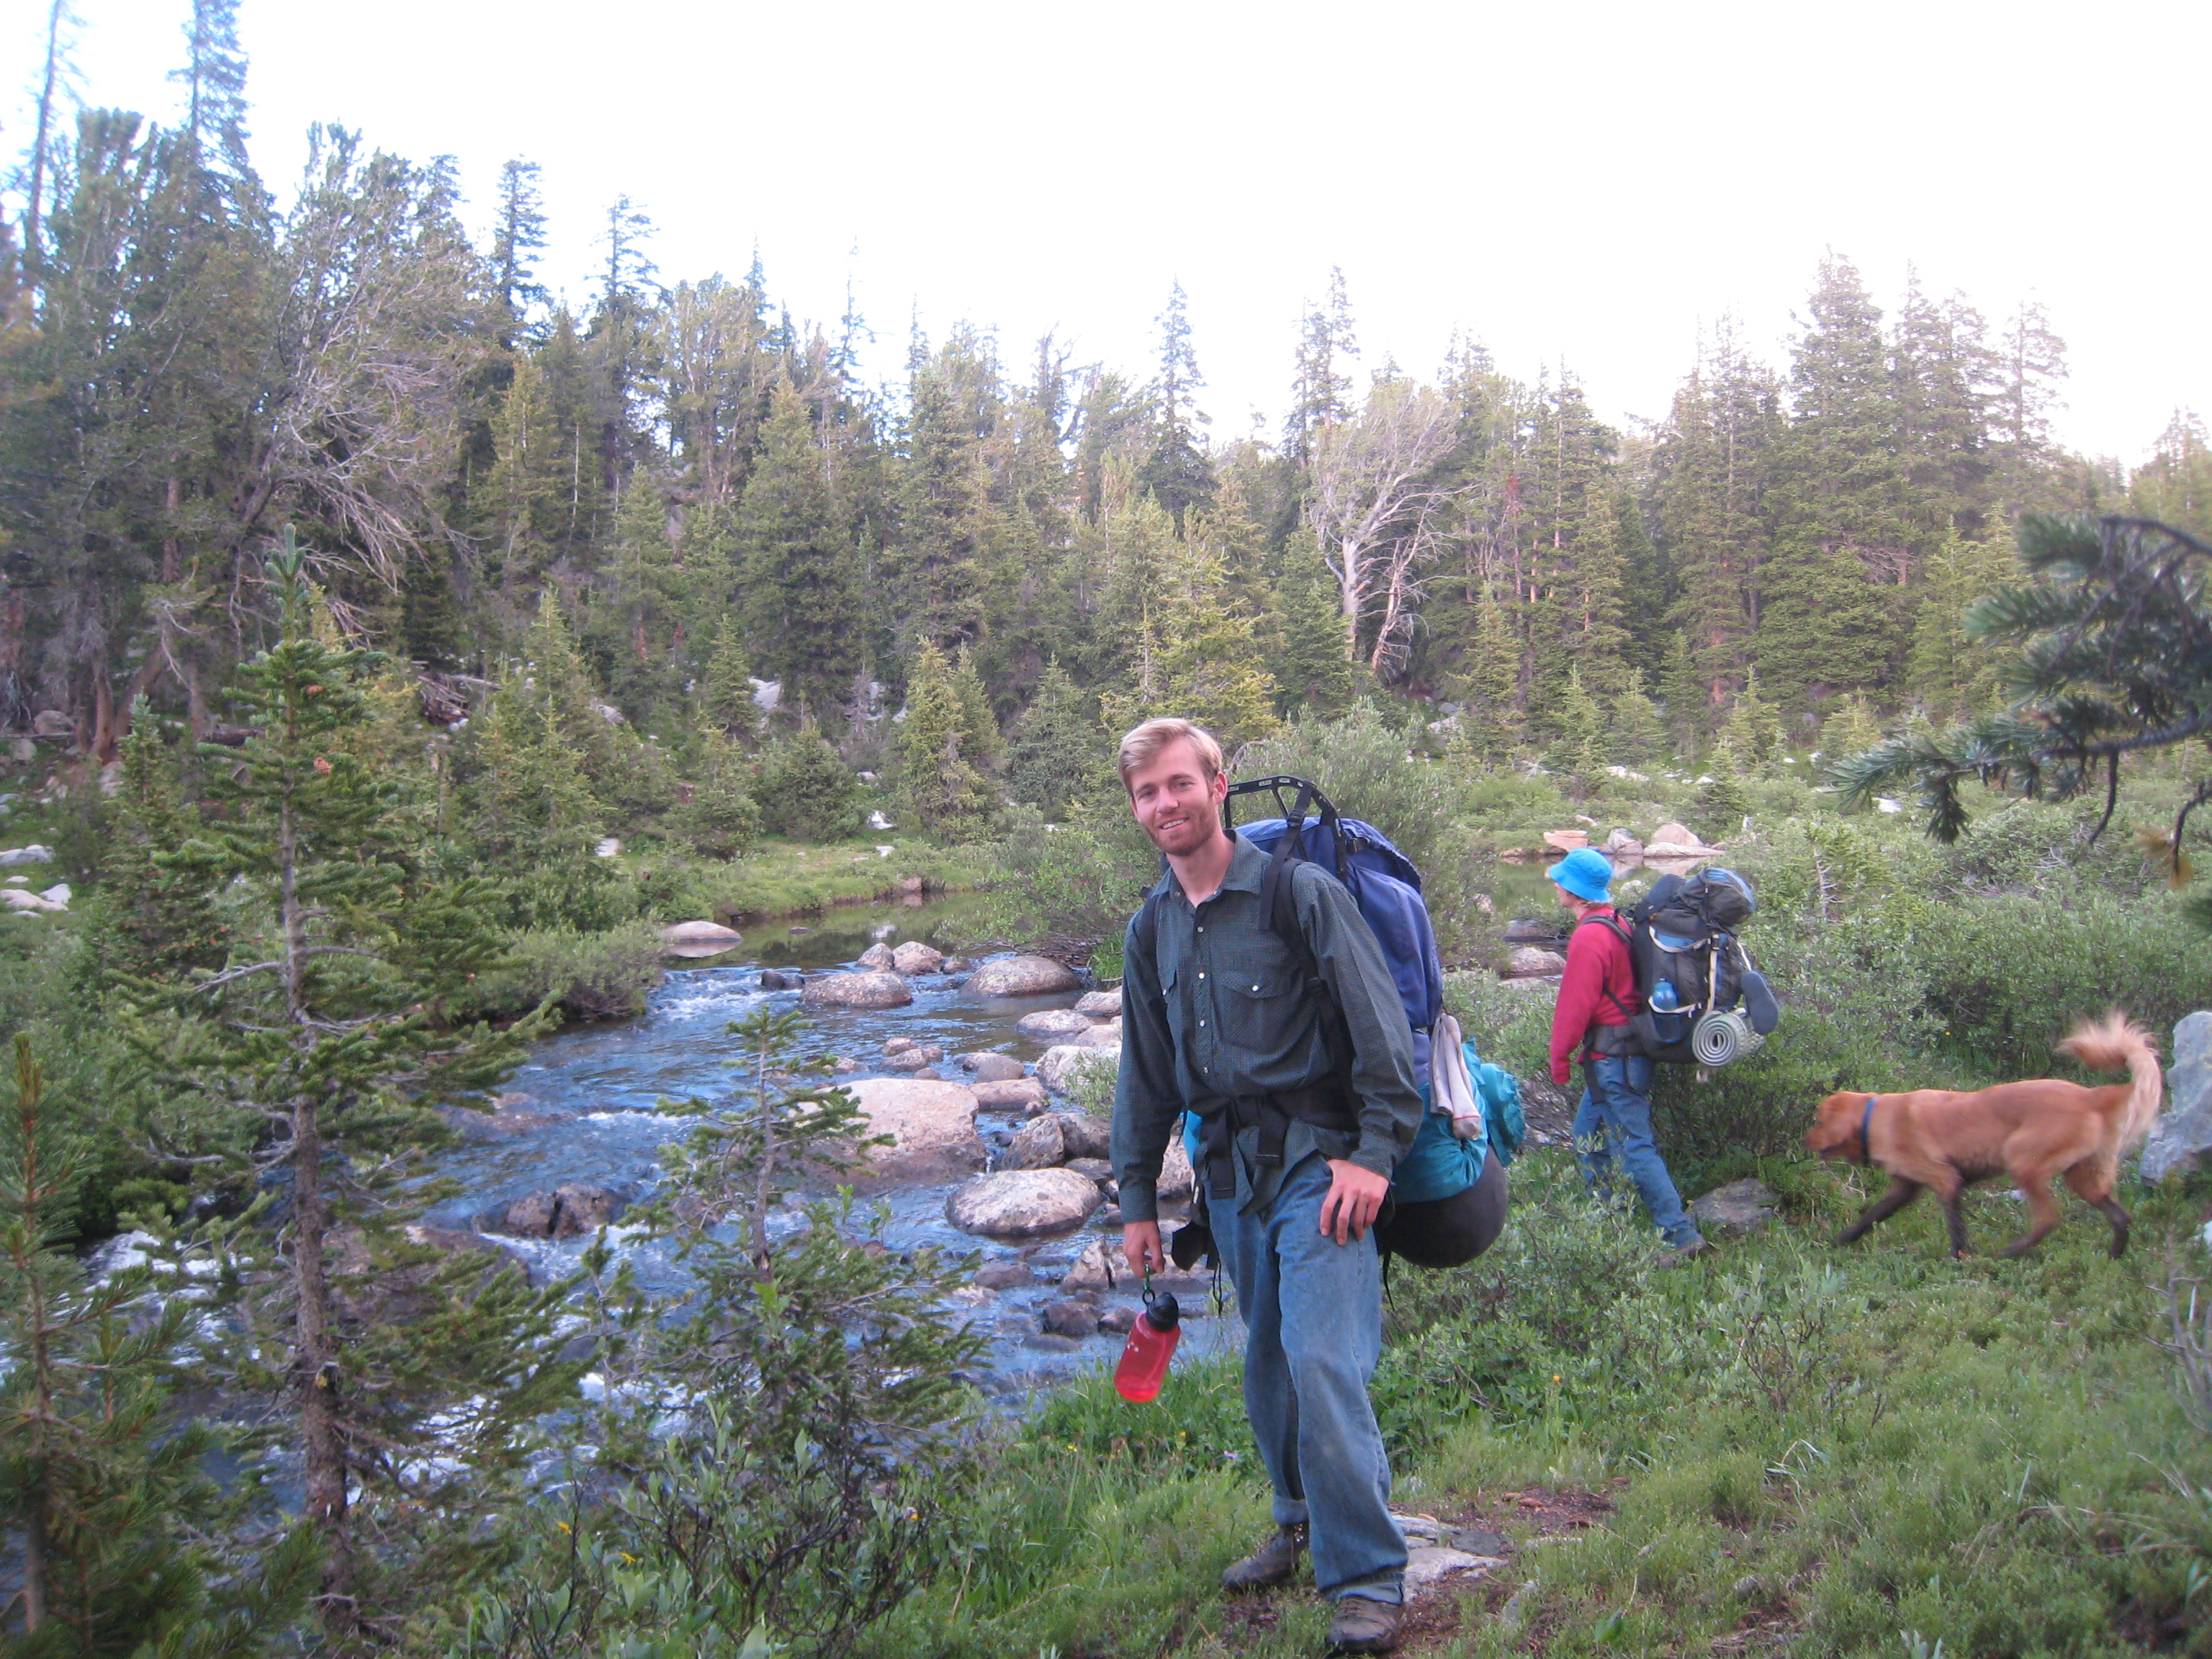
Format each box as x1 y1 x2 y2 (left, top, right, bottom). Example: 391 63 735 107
1806 1012 2163 1259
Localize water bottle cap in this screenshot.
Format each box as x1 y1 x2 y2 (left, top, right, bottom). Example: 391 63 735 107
1143 1283 1180 1330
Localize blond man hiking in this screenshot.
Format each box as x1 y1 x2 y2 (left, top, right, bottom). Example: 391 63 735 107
1110 717 1421 1655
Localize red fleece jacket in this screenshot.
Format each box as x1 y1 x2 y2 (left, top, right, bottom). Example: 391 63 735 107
1549 906 1635 1085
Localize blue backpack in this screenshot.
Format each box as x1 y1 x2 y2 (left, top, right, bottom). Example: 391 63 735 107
1141 777 1509 1272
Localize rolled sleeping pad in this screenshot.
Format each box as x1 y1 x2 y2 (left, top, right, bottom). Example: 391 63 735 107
1373 1148 1507 1269
1691 1008 1764 1068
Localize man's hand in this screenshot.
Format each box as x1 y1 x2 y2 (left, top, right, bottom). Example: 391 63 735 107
1123 1220 1166 1276
1318 1159 1390 1245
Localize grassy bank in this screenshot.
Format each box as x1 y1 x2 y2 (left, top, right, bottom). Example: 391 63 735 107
626 834 992 923
863 1148 2212 1658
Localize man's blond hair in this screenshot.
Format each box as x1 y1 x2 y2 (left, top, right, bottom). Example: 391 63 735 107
1116 717 1225 791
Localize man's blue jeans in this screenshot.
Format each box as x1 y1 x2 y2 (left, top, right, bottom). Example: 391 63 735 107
1213 1151 1406 1604
1573 1055 1703 1249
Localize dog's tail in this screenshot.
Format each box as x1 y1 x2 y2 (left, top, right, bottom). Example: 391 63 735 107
2057 1010 2164 1151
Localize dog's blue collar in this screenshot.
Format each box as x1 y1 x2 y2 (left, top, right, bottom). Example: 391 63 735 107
1858 1094 1879 1166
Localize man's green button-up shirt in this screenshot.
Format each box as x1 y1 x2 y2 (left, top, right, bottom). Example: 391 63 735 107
1110 831 1423 1220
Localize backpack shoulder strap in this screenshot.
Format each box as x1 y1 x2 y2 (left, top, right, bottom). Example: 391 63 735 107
1130 887 1163 979
1574 909 1637 1019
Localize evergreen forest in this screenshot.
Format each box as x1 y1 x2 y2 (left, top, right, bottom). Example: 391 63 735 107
3 4 2212 1658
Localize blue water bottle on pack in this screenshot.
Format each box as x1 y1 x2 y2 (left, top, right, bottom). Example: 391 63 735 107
1650 980 1679 1012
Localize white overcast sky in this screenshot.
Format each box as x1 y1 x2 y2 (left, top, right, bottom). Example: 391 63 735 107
6 0 2206 464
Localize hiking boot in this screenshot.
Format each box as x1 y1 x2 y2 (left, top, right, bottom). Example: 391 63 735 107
1655 1237 1711 1269
1220 1523 1305 1591
1326 1595 1403 1653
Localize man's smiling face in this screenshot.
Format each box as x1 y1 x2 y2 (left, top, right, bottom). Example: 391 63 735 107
1125 736 1227 858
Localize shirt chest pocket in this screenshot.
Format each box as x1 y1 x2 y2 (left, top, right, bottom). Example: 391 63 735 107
1218 966 1303 1051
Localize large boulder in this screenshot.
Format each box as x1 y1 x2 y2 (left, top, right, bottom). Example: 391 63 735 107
1075 1019 1123 1049
2141 1012 2212 1182
974 1076 1048 1115
1002 1115 1069 1169
964 1052 1026 1083
1541 829 1588 853
1503 947 1568 979
801 971 913 1010
1075 987 1123 1018
892 940 945 975
499 1183 626 1239
1037 1045 1118 1097
1053 1112 1112 1160
662 920 745 959
945 1169 1103 1238
1017 1008 1095 1041
965 954 1082 998
845 1077 986 1184
1689 1178 1778 1240
857 942 896 971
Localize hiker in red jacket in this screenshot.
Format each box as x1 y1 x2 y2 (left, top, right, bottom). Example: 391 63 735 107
1547 848 1707 1261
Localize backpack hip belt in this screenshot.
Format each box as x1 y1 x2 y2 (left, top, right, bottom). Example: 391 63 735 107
1193 1081 1361 1200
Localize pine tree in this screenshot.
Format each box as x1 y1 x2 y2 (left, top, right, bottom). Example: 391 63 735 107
136 532 581 1640
1758 255 1906 706
86 706 229 987
758 729 864 842
1816 694 1882 765
489 158 549 336
898 642 992 837
1138 281 1215 527
1269 528 1359 721
482 354 565 594
697 613 760 743
0 1033 318 1650
1006 661 1101 817
1903 531 2013 716
742 382 860 721
674 733 761 858
950 645 1001 770
1611 669 1668 768
1463 580 1522 758
1549 664 1607 781
1657 629 1704 756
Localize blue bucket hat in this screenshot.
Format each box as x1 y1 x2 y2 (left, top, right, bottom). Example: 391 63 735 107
1547 847 1616 903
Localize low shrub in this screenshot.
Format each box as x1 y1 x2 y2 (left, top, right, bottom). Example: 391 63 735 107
455 922 665 1022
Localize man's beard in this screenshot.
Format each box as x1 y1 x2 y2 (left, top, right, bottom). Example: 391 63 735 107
1144 806 1220 858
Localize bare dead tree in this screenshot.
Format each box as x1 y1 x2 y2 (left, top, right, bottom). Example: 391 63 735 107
1304 378 1462 676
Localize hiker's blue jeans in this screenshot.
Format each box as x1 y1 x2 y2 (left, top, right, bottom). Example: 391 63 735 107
1213 1151 1406 1604
1573 1055 1703 1249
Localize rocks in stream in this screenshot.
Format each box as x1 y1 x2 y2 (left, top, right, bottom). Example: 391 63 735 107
1074 987 1123 1018
973 1077 1048 1115
1040 1297 1105 1339
845 1077 986 1184
801 970 913 1010
1037 1044 1118 1097
974 1259 1036 1290
497 1183 626 1239
885 1048 944 1074
1016 1008 1095 1041
1003 1114 1072 1169
661 920 745 959
758 969 801 990
963 954 1082 998
891 940 944 975
858 942 896 970
1074 1018 1123 1048
945 1168 1103 1238
962 1052 1026 1082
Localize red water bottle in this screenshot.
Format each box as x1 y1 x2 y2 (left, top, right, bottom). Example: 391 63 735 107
1113 1280 1182 1403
